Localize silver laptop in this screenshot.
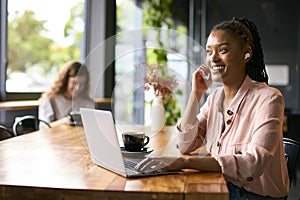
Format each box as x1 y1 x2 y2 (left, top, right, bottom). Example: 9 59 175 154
80 108 182 177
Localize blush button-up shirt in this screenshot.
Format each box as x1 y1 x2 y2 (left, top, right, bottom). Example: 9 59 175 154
176 76 289 198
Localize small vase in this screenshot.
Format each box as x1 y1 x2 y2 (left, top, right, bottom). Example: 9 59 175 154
150 96 165 132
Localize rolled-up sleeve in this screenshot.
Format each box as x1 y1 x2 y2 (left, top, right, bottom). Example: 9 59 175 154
176 120 205 153
176 102 209 154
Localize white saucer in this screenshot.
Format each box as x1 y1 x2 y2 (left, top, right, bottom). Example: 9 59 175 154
120 147 154 156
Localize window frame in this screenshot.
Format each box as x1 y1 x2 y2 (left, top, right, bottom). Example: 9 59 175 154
0 0 8 101
0 0 116 101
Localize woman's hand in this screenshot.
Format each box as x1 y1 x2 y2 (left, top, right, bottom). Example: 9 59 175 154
192 64 212 97
135 157 187 173
135 156 221 173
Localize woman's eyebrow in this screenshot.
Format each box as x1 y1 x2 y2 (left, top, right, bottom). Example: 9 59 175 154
206 42 231 49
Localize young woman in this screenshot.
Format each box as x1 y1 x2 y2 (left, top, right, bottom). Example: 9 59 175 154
135 17 289 199
38 61 94 124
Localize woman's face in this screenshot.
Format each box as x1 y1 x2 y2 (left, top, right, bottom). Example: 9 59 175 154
66 75 87 99
206 30 247 84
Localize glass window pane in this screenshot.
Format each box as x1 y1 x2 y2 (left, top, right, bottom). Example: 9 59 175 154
115 0 192 127
6 0 85 92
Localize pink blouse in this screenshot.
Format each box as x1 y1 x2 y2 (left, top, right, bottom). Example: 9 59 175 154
177 76 289 198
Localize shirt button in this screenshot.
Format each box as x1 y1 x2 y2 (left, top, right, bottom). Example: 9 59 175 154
217 142 221 147
227 110 233 115
226 120 232 125
247 177 253 181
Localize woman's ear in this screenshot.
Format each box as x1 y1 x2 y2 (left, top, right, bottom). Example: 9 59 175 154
244 46 252 62
244 53 250 60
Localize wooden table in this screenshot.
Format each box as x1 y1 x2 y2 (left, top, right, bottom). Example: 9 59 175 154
0 100 39 111
0 98 113 111
0 118 228 200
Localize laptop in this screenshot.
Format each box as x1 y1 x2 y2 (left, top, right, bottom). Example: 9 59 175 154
80 108 183 177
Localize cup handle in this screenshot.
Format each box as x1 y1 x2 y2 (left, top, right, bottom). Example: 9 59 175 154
144 136 150 146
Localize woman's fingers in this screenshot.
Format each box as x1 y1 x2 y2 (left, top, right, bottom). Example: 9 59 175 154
197 64 211 80
135 157 152 172
135 158 162 172
135 157 182 172
193 64 212 91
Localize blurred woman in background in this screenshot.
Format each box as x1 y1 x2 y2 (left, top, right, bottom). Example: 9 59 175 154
39 60 94 124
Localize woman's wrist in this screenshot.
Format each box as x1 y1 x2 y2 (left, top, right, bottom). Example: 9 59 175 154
180 156 221 171
191 90 204 103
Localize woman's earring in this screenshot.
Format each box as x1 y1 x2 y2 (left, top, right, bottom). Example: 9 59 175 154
244 53 250 60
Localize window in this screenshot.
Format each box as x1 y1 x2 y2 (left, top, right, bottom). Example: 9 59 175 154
4 0 85 99
115 0 193 126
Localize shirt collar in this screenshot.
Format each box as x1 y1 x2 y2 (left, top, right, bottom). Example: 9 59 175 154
216 75 254 114
227 75 254 114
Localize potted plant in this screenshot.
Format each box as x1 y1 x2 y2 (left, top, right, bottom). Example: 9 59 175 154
143 0 181 127
144 63 182 127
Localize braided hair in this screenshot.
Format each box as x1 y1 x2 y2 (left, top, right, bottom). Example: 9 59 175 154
211 17 268 84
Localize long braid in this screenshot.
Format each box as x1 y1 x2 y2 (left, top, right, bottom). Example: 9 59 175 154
212 17 269 84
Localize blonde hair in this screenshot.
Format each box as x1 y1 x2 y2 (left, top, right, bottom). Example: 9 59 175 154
40 60 91 99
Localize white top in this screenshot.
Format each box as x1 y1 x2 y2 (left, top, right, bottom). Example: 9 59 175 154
38 94 94 123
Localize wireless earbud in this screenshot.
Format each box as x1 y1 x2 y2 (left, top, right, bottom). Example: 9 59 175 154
244 53 250 60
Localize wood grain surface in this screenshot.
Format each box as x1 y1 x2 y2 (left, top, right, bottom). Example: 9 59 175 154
0 118 228 200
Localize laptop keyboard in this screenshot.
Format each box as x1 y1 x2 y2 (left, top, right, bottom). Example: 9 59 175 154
124 159 143 171
124 158 169 175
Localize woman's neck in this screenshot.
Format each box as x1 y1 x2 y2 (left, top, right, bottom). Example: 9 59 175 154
63 92 72 100
223 75 246 101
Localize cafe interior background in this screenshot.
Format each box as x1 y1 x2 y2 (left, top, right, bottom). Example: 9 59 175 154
0 0 300 198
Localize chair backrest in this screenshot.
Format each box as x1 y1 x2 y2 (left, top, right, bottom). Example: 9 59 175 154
12 115 51 136
283 137 300 186
0 125 14 140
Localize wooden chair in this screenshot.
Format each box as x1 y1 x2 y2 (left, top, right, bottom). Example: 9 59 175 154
12 115 51 136
0 125 14 140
